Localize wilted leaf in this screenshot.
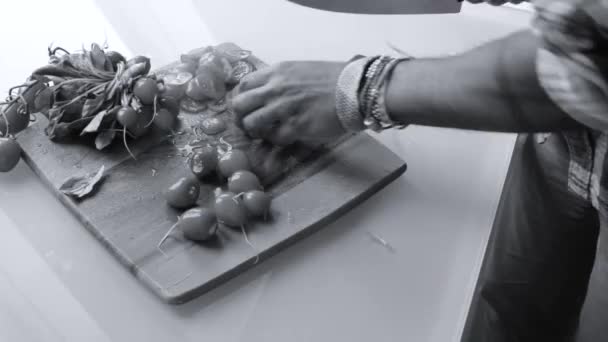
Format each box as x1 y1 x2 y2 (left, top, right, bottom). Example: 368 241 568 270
90 43 108 71
59 165 106 199
34 87 54 113
47 108 63 120
95 130 116 150
81 95 104 118
80 110 107 135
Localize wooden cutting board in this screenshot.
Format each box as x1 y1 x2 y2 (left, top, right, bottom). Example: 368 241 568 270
16 51 407 304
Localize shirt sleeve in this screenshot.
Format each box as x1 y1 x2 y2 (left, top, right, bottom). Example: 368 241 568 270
533 0 608 131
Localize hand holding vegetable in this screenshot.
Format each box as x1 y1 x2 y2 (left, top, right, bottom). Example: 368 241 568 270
231 61 347 146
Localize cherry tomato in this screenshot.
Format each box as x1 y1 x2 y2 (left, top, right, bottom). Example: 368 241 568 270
171 62 197 75
218 150 251 178
180 97 207 113
200 117 226 135
182 46 213 63
185 77 207 102
189 146 218 178
133 77 158 105
243 190 272 217
165 176 200 209
177 207 218 241
116 106 138 129
0 138 21 172
186 69 226 101
207 99 227 113
214 192 248 227
228 170 261 194
162 72 192 100
226 60 254 85
214 43 252 63
198 52 226 74
153 108 176 131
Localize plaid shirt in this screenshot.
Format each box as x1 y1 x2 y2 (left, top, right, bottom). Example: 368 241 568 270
533 0 608 211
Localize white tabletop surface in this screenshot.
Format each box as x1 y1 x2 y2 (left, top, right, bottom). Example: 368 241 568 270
0 1 532 341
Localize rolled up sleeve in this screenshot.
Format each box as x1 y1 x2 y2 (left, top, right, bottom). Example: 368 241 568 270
533 0 608 130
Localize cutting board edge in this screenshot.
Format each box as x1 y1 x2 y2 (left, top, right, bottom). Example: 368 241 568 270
19 149 138 273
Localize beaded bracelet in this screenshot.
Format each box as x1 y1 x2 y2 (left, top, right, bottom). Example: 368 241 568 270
359 56 411 131
335 55 411 133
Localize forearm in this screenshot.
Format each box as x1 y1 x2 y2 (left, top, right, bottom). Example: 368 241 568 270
385 30 579 132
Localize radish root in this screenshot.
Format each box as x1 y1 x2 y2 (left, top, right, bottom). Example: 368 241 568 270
241 224 259 264
123 126 136 160
144 94 158 128
157 220 180 252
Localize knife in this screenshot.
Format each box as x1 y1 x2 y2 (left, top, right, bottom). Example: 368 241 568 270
287 0 463 14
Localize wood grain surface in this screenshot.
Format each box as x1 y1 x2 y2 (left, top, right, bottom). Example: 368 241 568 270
16 48 407 304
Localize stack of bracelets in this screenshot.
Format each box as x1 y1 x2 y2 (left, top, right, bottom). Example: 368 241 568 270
335 55 411 132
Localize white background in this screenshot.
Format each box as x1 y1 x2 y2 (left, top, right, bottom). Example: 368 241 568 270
0 1 532 341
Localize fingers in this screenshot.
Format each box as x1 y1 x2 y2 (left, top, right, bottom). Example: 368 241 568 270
231 85 271 119
241 101 289 137
266 123 296 146
234 69 271 94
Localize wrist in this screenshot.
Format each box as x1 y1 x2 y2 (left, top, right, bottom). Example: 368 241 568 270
335 55 410 133
335 57 370 132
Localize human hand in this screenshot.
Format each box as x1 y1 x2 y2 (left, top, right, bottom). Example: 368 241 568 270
231 61 348 146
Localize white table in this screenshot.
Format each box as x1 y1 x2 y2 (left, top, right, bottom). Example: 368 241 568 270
0 1 531 341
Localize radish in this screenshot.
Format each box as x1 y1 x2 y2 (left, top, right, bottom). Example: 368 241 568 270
133 77 158 105
153 108 176 131
0 138 21 172
165 177 200 209
218 149 250 178
116 106 138 129
214 191 248 227
228 170 261 194
243 190 271 218
189 146 218 179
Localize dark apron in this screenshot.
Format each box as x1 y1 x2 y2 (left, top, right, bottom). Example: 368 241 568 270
462 132 607 342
